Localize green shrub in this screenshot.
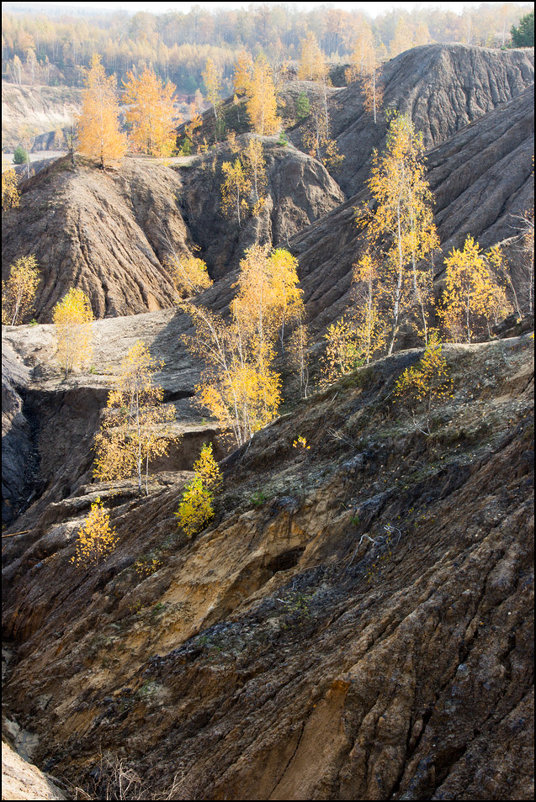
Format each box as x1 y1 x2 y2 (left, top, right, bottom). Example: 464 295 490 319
13 145 29 165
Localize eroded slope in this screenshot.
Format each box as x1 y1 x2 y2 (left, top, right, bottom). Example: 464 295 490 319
2 333 533 800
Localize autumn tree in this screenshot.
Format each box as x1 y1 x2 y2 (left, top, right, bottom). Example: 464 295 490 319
202 57 222 123
2 168 20 211
2 254 40 325
77 53 127 168
242 136 267 213
320 319 362 386
366 112 439 353
246 54 281 136
389 17 415 58
233 49 253 97
439 235 512 343
175 442 222 538
300 56 344 169
123 66 178 157
93 341 178 495
346 27 384 123
52 287 94 376
393 332 452 434
352 251 387 363
166 252 213 299
297 31 327 82
181 245 300 446
220 157 251 227
70 497 118 568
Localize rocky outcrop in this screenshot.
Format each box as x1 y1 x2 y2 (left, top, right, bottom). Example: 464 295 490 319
2 143 343 321
2 332 533 800
293 44 534 196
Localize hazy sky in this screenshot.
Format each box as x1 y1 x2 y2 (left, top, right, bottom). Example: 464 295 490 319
5 1 526 16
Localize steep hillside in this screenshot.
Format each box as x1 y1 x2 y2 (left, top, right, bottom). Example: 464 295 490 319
289 87 534 333
2 142 344 321
2 331 533 800
1 83 81 153
311 44 534 196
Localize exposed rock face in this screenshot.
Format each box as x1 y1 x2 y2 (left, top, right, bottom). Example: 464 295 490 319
2 158 189 321
178 138 345 279
290 87 534 333
295 44 534 196
2 333 533 800
2 342 33 525
1 82 81 153
1 308 225 535
2 143 343 321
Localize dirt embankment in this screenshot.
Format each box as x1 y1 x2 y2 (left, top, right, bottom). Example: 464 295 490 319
2 332 533 800
1 82 82 153
2 141 343 322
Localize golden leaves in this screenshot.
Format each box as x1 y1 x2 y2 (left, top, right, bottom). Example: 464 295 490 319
166 254 213 299
123 66 178 157
52 287 94 375
70 497 118 568
93 341 179 494
245 55 281 136
2 254 39 325
175 443 221 538
182 245 300 446
439 236 513 343
2 168 20 211
77 53 127 167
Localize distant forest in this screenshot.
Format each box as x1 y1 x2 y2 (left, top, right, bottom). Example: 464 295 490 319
2 3 533 97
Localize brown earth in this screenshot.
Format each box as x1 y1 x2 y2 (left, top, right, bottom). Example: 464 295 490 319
2 332 533 800
2 141 343 322
319 44 534 196
289 87 534 333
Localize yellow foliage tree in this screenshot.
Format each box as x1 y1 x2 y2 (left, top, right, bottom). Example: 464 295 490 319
220 158 251 227
70 497 118 568
175 442 221 538
180 245 300 446
166 253 213 298
297 31 327 82
2 254 40 325
202 57 222 122
123 66 178 157
93 341 179 495
346 28 384 122
233 49 253 97
52 287 94 376
389 17 415 58
367 112 439 353
77 53 127 168
2 168 20 211
175 475 214 538
246 54 281 136
394 331 452 433
352 251 387 364
320 319 362 386
192 441 222 493
242 137 267 213
439 235 512 343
